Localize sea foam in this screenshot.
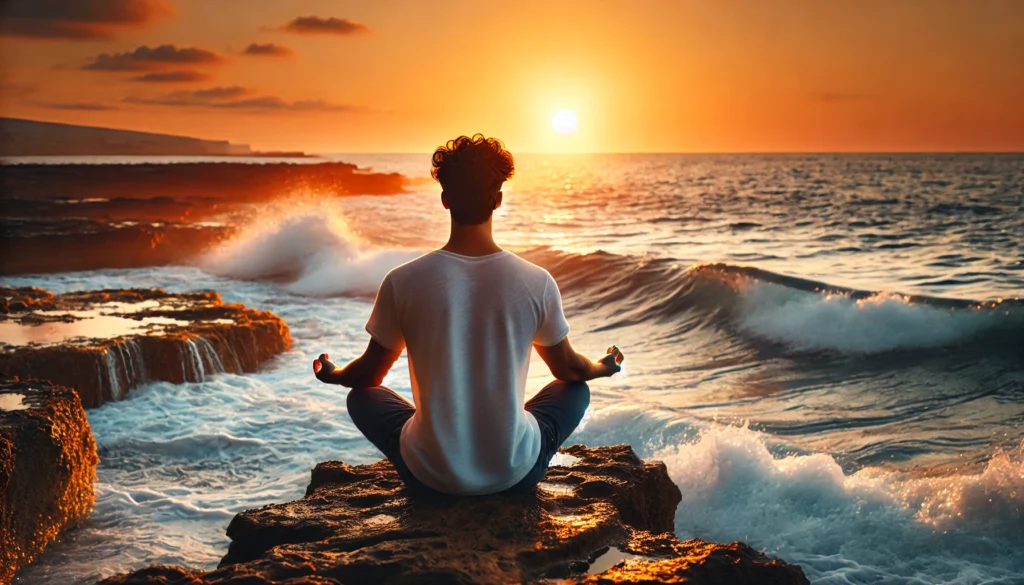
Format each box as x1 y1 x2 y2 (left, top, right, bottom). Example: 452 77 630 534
732 279 1012 354
654 423 1024 583
201 205 420 297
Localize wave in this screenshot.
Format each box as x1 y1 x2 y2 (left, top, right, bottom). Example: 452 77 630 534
200 206 420 297
199 211 1022 355
521 248 1023 355
653 424 1024 583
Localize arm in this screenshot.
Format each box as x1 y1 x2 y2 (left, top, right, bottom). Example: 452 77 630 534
534 337 624 383
312 339 402 388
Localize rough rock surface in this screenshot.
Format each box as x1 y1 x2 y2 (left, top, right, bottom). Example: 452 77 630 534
1 378 98 584
0 287 291 408
100 445 808 585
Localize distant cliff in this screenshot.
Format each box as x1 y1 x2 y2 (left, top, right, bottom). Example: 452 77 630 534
0 117 302 157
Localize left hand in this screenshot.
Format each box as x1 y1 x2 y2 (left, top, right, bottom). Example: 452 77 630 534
312 353 340 383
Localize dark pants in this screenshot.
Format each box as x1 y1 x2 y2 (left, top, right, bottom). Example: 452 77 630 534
346 380 591 495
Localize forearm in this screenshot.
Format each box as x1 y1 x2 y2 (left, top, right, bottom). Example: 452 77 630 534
564 351 614 382
327 356 385 388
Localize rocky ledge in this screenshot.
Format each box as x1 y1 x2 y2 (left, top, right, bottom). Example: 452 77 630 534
0 287 291 408
1 378 98 584
101 445 808 585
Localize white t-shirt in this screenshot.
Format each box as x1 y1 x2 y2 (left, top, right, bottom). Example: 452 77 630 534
365 249 570 495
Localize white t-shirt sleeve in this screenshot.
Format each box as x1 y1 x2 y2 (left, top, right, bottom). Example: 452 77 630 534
365 274 406 351
534 273 570 347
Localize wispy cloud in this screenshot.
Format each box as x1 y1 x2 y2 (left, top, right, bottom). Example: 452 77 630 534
279 16 369 36
242 43 293 57
0 0 170 40
84 44 222 71
37 101 119 111
129 70 210 83
124 86 362 113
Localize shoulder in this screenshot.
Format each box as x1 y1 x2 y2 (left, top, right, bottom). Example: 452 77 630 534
503 252 557 290
383 252 440 282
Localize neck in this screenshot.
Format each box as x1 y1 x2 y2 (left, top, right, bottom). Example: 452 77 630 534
441 217 502 256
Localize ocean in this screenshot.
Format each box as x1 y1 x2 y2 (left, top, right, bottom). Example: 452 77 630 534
5 153 1023 584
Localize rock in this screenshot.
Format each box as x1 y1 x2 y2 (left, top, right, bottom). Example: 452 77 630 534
1 378 98 584
0 162 406 202
0 218 233 276
0 162 406 275
100 445 808 585
0 287 291 408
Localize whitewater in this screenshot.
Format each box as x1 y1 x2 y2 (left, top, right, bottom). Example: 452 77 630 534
7 153 1024 584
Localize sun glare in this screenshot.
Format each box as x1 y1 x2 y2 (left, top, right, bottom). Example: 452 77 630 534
551 109 578 134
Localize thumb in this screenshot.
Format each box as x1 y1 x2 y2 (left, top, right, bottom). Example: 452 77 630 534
313 359 322 374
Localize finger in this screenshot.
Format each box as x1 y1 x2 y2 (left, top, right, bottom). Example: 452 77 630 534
319 353 328 362
313 360 322 374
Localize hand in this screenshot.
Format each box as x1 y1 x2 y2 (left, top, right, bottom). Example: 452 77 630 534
598 345 624 377
312 353 340 383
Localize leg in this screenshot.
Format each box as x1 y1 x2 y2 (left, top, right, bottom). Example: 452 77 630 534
507 380 590 493
346 386 432 492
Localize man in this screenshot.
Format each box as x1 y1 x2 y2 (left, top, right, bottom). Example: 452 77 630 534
313 134 624 496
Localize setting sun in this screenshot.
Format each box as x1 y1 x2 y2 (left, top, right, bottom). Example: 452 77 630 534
551 109 578 134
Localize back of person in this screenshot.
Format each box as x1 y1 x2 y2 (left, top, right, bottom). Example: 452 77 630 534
368 249 568 494
312 134 622 497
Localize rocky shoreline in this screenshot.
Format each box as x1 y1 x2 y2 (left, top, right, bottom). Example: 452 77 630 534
0 286 292 409
101 445 808 585
0 161 407 275
1 379 99 583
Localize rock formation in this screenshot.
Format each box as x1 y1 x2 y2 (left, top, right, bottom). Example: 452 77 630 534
0 287 291 408
0 162 406 275
1 378 98 584
100 445 808 585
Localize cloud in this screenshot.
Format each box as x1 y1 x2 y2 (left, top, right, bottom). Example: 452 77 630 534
0 0 170 40
129 70 210 83
242 43 293 57
37 101 119 111
280 16 369 36
125 86 251 105
83 44 222 71
124 87 361 112
0 82 38 97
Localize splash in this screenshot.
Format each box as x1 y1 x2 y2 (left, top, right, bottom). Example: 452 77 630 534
201 204 420 297
653 424 1024 583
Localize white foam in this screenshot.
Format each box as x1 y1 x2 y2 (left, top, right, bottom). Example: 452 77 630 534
735 282 1004 353
654 424 1024 583
201 204 420 297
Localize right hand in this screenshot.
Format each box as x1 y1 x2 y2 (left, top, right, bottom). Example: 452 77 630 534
598 345 624 376
312 353 340 383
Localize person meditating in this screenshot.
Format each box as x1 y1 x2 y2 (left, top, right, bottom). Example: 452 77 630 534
312 134 624 495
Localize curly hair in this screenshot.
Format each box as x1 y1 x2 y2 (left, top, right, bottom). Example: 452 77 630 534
431 134 515 225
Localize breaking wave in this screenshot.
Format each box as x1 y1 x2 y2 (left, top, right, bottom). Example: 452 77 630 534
201 212 1022 355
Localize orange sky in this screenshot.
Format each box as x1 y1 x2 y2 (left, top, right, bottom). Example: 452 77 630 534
1 0 1022 153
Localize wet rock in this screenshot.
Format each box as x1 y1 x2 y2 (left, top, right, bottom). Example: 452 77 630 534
1 378 98 584
101 445 808 585
0 287 291 408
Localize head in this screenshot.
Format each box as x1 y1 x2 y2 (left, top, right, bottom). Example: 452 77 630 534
431 134 515 225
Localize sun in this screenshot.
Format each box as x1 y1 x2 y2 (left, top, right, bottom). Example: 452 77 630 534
551 109 578 134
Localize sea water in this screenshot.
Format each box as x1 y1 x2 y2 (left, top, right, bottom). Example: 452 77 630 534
6 153 1023 584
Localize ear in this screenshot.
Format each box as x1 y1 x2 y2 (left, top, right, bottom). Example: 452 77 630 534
494 190 503 210
441 191 450 210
